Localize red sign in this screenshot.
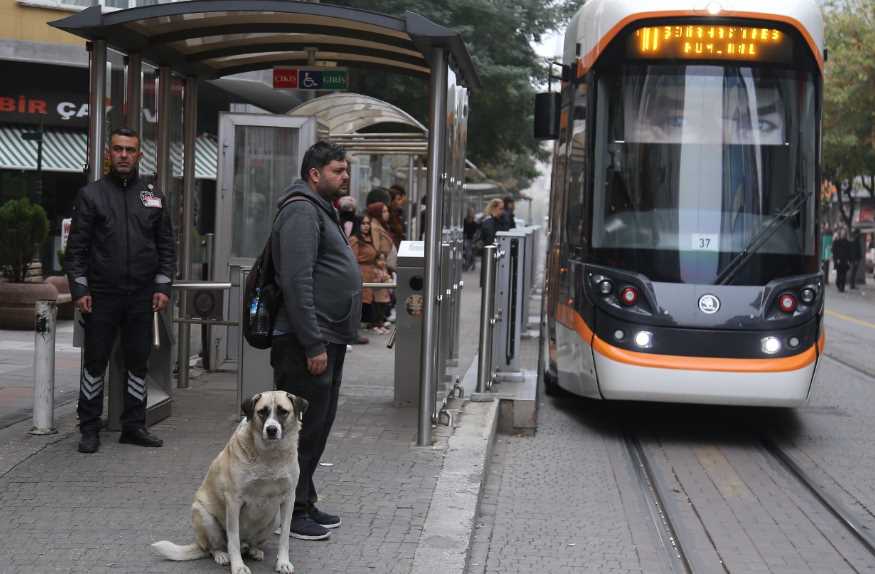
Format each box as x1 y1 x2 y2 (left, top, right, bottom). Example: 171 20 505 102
273 68 299 89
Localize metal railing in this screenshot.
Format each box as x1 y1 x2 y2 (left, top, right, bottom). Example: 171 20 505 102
171 280 233 388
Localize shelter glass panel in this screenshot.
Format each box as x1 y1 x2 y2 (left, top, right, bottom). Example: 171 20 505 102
231 125 299 258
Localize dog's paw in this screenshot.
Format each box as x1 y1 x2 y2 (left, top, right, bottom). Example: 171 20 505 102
275 559 295 574
247 547 265 561
212 551 230 565
232 564 252 574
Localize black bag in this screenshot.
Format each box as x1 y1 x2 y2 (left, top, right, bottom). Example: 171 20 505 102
242 195 313 349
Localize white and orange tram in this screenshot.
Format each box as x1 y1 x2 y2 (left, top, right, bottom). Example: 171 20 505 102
535 0 826 406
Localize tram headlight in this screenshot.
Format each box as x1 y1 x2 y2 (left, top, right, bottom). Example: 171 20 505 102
761 336 782 355
705 2 722 15
800 287 816 304
634 331 653 349
788 337 800 349
598 279 614 296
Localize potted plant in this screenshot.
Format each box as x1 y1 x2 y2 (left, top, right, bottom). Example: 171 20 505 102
0 197 57 329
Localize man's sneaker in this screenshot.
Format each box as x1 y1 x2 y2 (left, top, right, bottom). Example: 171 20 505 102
290 514 330 540
310 506 341 529
78 433 100 453
119 428 163 447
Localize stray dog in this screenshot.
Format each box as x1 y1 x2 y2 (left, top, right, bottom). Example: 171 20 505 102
152 391 308 574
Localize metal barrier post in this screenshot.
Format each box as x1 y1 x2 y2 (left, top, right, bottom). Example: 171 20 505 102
476 246 496 393
30 300 59 435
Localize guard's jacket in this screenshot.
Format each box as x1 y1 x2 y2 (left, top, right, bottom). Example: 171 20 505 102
66 171 176 300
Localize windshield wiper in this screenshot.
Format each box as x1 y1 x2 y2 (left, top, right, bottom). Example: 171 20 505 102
713 189 812 286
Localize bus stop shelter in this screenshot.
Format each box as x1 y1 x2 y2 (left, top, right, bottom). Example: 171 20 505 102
51 0 480 445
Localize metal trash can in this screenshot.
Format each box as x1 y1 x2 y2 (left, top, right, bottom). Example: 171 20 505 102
394 241 426 405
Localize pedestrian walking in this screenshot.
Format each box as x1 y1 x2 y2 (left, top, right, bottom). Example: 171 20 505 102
849 231 863 289
65 126 175 454
270 141 362 540
832 228 851 292
480 198 504 247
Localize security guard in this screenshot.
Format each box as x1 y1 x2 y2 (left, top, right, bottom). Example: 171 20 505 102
66 127 176 454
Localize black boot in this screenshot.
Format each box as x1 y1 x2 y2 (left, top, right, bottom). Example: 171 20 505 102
119 428 163 447
78 433 100 453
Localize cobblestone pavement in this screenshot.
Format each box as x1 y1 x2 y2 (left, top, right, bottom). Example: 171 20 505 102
0 271 484 574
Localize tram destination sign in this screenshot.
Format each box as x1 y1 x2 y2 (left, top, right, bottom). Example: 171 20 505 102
628 24 793 63
273 67 349 91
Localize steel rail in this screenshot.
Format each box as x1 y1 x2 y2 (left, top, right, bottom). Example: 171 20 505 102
761 437 875 558
623 433 694 574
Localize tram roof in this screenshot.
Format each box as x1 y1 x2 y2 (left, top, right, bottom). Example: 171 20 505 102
564 0 824 71
49 0 480 89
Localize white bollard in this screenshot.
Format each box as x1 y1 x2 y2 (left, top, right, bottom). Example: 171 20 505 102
30 300 58 435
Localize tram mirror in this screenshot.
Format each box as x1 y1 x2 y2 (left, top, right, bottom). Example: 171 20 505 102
534 92 561 140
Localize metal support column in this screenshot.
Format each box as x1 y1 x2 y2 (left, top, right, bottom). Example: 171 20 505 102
418 48 448 447
406 155 415 241
86 40 107 183
476 245 497 393
177 77 197 388
125 53 142 134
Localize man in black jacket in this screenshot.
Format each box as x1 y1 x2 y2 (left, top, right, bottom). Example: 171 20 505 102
66 127 175 453
271 142 362 541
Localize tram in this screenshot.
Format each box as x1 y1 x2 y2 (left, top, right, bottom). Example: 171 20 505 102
535 0 825 406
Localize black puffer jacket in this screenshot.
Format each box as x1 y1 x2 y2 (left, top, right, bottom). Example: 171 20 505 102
66 171 176 299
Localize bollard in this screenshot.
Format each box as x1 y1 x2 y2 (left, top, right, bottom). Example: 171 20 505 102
30 300 58 435
477 245 497 393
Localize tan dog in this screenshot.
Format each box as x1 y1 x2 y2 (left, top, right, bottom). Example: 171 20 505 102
152 391 308 574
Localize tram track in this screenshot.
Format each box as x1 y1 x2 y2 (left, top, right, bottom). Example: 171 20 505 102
622 422 875 573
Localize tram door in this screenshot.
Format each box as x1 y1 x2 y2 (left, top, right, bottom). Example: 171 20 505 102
213 113 316 367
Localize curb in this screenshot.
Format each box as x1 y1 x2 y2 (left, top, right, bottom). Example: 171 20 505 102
411 357 499 574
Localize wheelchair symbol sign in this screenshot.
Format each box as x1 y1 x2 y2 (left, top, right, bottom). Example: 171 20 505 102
301 72 320 88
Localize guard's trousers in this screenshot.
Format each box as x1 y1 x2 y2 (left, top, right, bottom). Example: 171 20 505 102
78 290 153 434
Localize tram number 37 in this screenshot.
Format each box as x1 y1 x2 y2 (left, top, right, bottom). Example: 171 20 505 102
692 234 719 251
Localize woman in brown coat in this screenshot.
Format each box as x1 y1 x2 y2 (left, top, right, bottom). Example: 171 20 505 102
349 215 387 332
366 202 396 269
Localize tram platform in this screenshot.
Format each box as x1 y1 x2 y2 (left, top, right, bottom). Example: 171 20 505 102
0 267 539 574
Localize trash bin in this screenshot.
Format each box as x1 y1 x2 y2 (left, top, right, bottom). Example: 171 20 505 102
394 241 425 405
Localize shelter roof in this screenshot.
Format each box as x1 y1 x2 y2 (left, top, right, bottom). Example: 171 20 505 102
287 92 425 134
50 1 480 88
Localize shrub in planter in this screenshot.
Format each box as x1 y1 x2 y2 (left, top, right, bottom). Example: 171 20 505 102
0 197 49 283
0 198 53 329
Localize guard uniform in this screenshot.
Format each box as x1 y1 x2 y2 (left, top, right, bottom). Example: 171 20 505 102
66 171 175 435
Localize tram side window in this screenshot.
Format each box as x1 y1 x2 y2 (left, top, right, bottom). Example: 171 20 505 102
566 81 589 247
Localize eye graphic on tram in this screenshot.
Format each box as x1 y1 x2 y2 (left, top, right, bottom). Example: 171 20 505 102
628 72 786 146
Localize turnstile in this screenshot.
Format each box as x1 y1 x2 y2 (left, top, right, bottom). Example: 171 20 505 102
394 241 425 405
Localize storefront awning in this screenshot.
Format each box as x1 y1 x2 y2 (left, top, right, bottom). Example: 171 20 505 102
0 125 218 180
0 126 87 173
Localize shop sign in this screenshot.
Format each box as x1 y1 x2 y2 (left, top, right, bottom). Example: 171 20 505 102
0 92 158 128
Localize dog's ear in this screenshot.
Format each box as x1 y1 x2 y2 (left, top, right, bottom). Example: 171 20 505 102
241 393 262 420
287 393 309 422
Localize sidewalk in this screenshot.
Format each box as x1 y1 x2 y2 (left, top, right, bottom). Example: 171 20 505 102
0 270 492 574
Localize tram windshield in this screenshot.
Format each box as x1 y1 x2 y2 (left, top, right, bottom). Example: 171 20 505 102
592 64 818 285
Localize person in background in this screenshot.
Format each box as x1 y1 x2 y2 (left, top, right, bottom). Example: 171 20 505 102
388 184 407 245
366 200 396 267
419 194 428 240
270 141 361 540
370 253 393 333
350 214 383 334
498 195 516 231
338 194 358 238
832 228 851 293
463 206 479 271
480 198 504 247
849 230 863 289
66 126 174 454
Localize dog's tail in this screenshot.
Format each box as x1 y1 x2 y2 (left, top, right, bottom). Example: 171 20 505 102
151 541 209 561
